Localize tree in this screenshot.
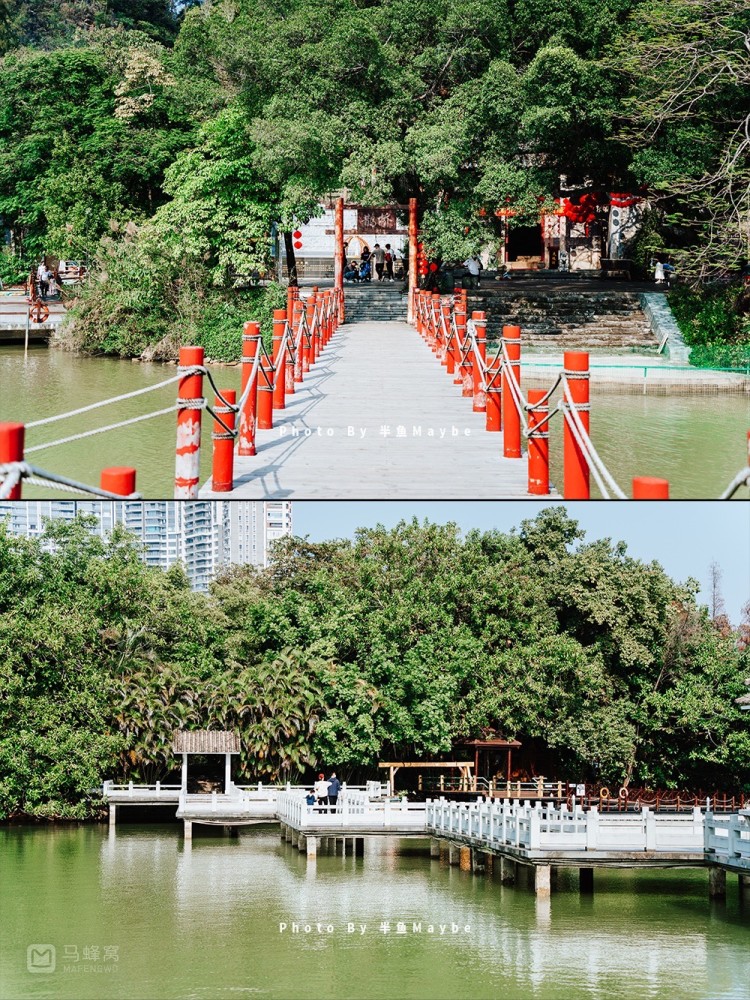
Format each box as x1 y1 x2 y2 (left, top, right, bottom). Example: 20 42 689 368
615 0 750 280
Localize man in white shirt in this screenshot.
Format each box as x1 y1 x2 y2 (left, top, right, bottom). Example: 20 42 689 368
463 255 482 289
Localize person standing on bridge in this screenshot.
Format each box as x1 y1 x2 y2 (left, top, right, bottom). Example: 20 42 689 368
327 771 341 813
314 773 330 811
36 261 50 301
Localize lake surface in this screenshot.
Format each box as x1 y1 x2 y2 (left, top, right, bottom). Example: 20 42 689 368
0 346 747 498
1 824 749 1000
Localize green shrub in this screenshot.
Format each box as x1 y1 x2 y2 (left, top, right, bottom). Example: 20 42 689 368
668 283 750 370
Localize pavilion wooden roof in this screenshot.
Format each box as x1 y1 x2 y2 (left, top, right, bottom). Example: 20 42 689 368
458 738 522 749
172 730 240 754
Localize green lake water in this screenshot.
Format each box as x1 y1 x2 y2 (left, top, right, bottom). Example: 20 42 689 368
1 825 749 1000
0 346 747 498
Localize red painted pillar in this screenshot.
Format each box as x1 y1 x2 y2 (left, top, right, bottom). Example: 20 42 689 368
305 294 316 369
407 196 418 325
430 292 441 353
174 345 204 499
293 298 305 383
211 388 236 492
100 467 136 496
454 298 467 385
272 309 287 410
632 476 669 499
563 351 590 499
257 345 274 430
502 326 521 458
238 321 261 456
441 301 453 370
472 311 487 412
334 198 345 323
485 354 502 431
285 310 295 396
527 389 549 495
0 422 25 499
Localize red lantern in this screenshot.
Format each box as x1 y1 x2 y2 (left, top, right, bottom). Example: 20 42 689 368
293 230 302 239
429 262 438 272
294 240 303 250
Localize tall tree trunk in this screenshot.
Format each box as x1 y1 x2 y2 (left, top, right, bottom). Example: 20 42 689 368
283 230 298 287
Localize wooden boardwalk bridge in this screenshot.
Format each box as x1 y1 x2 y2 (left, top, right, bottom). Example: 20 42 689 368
199 317 534 499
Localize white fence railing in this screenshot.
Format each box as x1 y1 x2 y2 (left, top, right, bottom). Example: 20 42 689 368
426 799 705 854
277 789 427 830
704 811 750 871
102 780 182 800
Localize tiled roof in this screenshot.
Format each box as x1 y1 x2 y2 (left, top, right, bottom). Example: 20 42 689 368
172 730 241 753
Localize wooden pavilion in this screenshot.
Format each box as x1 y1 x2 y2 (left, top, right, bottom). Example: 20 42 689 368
172 730 241 795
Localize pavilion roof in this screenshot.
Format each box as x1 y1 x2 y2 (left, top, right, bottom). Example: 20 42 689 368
458 738 522 748
172 730 241 754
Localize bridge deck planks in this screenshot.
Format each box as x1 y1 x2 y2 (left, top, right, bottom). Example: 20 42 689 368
200 320 542 499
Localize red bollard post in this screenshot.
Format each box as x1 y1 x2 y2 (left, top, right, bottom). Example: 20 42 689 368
472 311 487 412
0 422 25 499
407 196 418 326
430 292 441 353
441 301 453 369
485 353 502 431
257 346 274 430
175 345 205 499
293 298 305 383
272 309 287 410
211 388 236 492
454 298 467 385
100 467 136 496
304 295 315 372
238 321 261 456
632 476 669 499
502 326 522 458
527 389 550 495
562 350 590 499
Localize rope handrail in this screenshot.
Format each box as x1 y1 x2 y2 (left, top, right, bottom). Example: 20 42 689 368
25 370 194 429
25 406 176 454
0 461 142 499
718 467 750 500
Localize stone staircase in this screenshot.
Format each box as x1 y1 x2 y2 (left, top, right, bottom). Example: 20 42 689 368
468 288 659 352
344 283 408 322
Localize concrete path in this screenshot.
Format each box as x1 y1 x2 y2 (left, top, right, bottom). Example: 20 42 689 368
200 321 538 499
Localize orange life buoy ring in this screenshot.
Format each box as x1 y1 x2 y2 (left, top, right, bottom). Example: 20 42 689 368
599 786 610 799
618 786 629 799
30 302 50 324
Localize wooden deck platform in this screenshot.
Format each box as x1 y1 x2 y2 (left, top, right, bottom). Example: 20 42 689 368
199 320 540 499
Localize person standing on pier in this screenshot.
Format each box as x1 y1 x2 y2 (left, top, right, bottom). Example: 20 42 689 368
314 773 330 811
327 772 341 813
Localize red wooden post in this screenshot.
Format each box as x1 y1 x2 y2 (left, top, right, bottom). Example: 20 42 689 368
502 326 522 458
334 198 345 323
100 467 136 496
454 298 467 385
238 321 261 456
563 351 590 499
285 310 295 395
292 298 305 383
407 196 418 325
304 295 315 371
174 345 205 499
430 291 441 353
441 301 453 369
632 476 669 499
257 345 274 430
471 311 487 412
0 422 25 499
527 389 549 495
272 309 287 410
211 388 236 492
485 354 502 431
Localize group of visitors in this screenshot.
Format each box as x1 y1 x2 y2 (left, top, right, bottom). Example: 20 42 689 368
305 772 341 812
344 243 400 283
653 258 676 287
35 261 59 301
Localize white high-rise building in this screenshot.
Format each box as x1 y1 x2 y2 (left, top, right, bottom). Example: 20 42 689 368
0 501 292 591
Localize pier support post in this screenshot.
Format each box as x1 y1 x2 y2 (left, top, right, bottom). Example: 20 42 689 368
306 836 318 859
291 829 299 849
109 803 117 828
470 849 485 873
439 840 449 865
280 823 286 841
355 838 364 857
184 820 192 842
297 834 305 853
709 867 726 901
579 867 594 895
483 852 494 876
459 846 472 872
534 865 551 898
739 874 750 904
430 839 441 858
449 844 460 866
